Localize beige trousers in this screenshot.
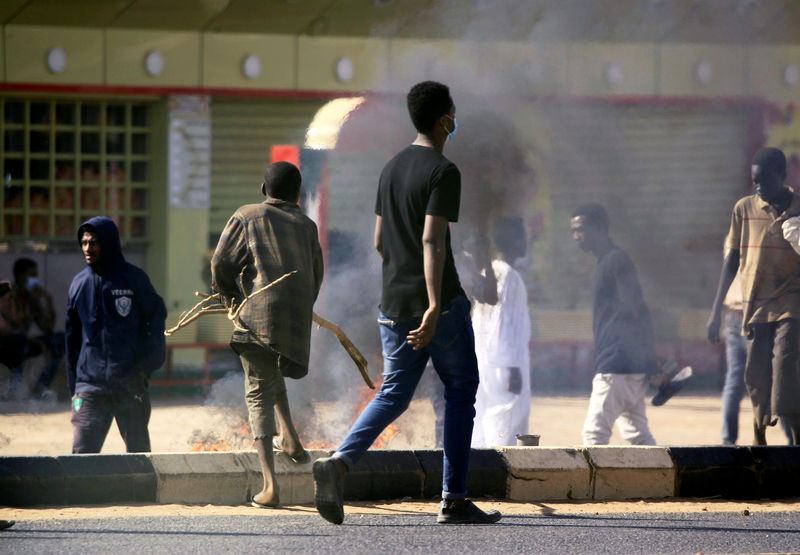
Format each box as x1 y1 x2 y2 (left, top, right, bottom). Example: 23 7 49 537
582 373 656 446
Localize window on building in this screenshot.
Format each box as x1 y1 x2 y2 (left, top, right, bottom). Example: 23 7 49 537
1 98 153 242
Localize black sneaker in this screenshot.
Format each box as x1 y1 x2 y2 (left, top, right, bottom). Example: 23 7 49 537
313 457 345 525
652 366 693 406
437 499 502 524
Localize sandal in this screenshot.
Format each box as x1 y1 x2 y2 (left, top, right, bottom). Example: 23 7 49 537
250 495 279 509
272 436 311 464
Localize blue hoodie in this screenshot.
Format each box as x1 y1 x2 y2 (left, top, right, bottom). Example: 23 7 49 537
66 216 167 396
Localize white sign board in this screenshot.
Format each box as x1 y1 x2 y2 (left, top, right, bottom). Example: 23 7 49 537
168 95 211 209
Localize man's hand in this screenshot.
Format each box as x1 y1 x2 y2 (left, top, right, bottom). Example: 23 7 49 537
507 367 522 394
406 305 440 350
0 280 10 298
706 313 721 344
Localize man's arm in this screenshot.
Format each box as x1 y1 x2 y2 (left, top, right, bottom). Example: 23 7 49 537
374 215 384 260
500 269 529 394
211 216 249 306
30 287 56 334
470 236 498 305
135 273 167 376
614 255 647 318
407 214 449 350
706 249 740 343
312 225 324 301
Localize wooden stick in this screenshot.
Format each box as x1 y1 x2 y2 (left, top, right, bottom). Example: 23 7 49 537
165 272 373 388
164 307 228 336
228 271 297 320
313 312 374 389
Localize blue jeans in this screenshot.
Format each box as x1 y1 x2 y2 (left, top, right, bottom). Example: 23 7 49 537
722 310 747 445
333 295 479 499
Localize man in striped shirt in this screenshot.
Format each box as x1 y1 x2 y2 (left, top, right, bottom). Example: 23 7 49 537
707 147 800 445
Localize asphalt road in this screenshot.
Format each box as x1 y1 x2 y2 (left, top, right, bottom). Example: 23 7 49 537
4 511 800 554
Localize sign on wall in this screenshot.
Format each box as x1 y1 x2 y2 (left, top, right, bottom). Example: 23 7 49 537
169 95 211 209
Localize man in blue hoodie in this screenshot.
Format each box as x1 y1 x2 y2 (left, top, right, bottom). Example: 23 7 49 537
66 216 167 453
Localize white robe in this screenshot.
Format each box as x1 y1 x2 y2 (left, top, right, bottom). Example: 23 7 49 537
471 259 531 447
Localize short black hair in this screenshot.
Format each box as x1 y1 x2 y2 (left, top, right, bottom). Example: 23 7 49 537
263 161 301 202
407 81 453 134
493 217 526 258
752 147 787 177
13 257 36 280
572 203 609 233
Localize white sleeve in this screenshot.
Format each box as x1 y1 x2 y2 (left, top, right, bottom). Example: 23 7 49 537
488 268 530 369
782 217 800 256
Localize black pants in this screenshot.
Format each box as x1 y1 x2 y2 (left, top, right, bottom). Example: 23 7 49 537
71 390 152 453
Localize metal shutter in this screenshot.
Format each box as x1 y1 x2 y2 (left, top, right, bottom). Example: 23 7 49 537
546 101 754 310
209 97 328 237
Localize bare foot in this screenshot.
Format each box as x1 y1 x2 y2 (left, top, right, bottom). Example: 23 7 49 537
252 489 279 508
274 435 305 460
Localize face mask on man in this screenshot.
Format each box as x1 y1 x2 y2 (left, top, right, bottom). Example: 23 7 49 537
26 276 40 291
444 114 458 141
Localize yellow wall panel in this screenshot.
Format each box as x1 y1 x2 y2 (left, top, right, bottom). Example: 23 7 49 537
659 44 746 96
297 36 389 92
747 46 800 102
5 25 103 84
203 33 295 89
480 41 568 96
388 39 483 93
0 26 4 83
106 29 200 87
568 42 657 96
165 208 209 343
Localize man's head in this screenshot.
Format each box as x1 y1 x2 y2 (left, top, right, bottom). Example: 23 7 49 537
261 161 301 203
493 217 527 263
12 258 37 287
407 81 455 138
571 203 609 253
80 228 102 269
751 147 787 203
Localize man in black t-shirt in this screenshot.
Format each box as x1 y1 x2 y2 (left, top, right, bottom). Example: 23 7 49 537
570 203 658 445
312 81 501 525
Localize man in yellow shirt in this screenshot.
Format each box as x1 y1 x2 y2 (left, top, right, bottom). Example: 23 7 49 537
707 147 800 445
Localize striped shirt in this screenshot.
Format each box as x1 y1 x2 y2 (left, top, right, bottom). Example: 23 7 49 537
725 192 800 333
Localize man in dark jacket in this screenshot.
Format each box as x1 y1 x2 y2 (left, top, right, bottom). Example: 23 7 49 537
66 216 167 453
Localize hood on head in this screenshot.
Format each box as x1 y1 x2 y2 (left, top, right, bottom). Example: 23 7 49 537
77 216 125 269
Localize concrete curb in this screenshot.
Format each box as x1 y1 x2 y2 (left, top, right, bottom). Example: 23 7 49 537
1 446 799 507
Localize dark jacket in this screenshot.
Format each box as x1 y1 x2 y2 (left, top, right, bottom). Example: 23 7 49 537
66 216 167 395
592 246 658 375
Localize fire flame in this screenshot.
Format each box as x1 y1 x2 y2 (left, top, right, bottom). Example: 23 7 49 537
190 421 253 452
297 377 399 450
191 379 402 452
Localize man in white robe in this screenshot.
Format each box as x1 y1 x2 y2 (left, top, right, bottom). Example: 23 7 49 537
471 217 531 447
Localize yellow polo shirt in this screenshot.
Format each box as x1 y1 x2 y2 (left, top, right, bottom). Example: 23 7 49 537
725 192 800 333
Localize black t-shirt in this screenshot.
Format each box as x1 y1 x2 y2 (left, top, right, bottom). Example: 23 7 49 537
592 246 657 374
374 145 465 318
